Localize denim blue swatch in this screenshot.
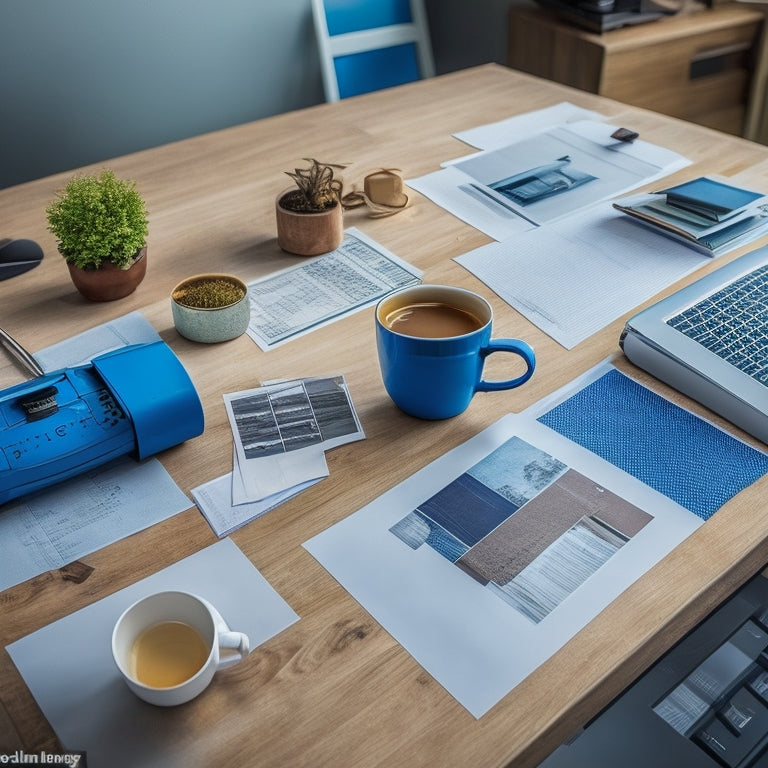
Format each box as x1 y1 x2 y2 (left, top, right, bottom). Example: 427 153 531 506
537 368 768 520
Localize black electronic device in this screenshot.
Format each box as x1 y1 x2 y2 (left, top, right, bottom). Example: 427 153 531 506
534 0 684 32
539 572 768 767
0 238 44 280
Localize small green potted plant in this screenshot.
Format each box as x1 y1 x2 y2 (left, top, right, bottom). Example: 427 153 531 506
275 158 345 256
46 169 149 301
171 273 250 343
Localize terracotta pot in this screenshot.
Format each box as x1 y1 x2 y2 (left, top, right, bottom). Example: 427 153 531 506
67 246 147 302
275 190 344 256
171 273 250 343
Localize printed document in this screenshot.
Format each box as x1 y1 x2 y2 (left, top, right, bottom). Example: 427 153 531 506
409 112 690 241
304 396 701 718
224 374 364 503
0 455 191 592
246 228 421 350
193 375 364 537
192 473 319 537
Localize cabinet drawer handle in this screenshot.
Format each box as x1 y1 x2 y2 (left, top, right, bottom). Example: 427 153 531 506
690 42 752 79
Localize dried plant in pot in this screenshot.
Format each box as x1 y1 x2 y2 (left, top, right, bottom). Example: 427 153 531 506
171 274 250 343
45 169 149 301
275 158 345 256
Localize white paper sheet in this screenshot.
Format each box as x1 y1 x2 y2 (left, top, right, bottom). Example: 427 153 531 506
7 539 299 768
453 102 604 150
34 311 161 370
456 202 709 349
304 413 701 718
232 442 328 504
192 472 320 537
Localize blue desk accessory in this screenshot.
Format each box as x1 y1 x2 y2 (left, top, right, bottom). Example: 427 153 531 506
537 367 768 520
0 340 204 505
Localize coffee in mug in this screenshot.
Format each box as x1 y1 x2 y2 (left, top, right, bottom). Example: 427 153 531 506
381 301 484 338
375 284 535 419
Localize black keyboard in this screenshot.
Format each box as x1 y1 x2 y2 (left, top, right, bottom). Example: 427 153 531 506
655 616 768 767
539 572 768 768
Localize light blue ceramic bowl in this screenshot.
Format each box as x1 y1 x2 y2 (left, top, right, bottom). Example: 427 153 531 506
171 274 250 343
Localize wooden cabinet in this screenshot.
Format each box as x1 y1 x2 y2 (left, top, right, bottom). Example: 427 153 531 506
508 2 765 137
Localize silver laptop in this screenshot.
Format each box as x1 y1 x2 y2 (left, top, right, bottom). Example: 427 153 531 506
620 244 768 445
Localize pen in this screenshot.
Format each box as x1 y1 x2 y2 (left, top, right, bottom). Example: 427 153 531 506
0 326 45 377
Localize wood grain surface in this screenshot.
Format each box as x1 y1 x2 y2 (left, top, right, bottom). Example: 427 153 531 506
2 64 768 767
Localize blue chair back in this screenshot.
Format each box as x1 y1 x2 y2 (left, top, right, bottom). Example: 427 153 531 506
312 0 435 101
324 0 412 34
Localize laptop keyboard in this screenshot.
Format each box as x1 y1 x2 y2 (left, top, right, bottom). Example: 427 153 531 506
667 264 768 385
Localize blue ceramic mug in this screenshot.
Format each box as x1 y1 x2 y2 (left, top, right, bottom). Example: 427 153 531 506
375 284 535 419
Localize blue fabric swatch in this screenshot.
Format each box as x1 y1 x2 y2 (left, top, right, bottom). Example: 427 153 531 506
537 368 768 520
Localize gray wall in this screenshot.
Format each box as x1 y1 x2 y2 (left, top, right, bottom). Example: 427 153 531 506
428 0 519 74
0 0 516 190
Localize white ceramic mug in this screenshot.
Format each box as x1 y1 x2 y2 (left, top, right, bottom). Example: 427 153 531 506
111 590 250 706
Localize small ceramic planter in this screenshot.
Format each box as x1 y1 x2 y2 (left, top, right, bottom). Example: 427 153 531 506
275 189 344 257
67 246 148 302
171 273 250 343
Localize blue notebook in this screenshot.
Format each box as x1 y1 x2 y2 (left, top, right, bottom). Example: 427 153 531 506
662 177 763 221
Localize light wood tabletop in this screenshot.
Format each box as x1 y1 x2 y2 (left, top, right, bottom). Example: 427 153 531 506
2 63 768 767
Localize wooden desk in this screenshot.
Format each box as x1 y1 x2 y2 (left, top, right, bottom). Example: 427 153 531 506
2 64 768 768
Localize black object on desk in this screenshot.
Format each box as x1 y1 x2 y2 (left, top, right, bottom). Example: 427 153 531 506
0 238 44 280
539 572 768 767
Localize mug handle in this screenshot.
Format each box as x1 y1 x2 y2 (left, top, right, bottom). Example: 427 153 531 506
201 597 251 669
476 339 535 392
217 630 250 669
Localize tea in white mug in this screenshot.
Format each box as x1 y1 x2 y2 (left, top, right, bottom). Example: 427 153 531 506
130 620 209 688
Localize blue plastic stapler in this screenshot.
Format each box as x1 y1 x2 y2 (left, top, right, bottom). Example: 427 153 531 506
0 335 204 505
